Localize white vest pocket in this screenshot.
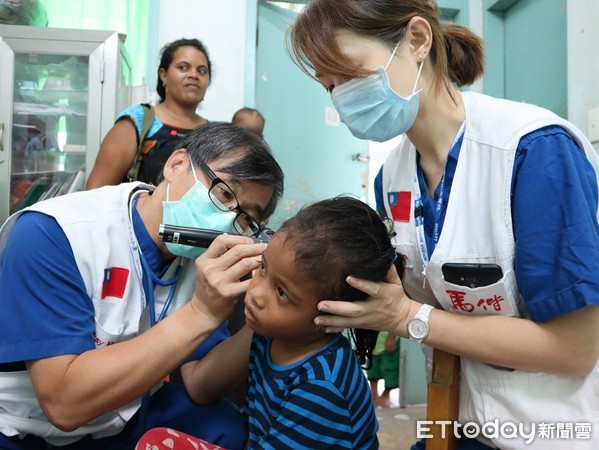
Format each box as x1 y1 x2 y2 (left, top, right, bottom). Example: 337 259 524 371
93 318 125 348
439 269 519 317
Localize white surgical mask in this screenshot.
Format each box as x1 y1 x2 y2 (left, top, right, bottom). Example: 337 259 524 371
162 158 236 259
331 41 424 142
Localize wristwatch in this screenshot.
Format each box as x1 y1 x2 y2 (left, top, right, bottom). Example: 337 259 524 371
407 304 434 343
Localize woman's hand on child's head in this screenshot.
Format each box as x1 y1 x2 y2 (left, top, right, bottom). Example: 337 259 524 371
314 265 411 334
192 234 266 324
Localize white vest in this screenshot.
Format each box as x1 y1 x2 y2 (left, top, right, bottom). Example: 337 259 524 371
382 92 599 449
0 183 196 445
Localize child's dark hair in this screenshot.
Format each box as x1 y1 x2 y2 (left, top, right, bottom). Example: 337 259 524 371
279 196 403 367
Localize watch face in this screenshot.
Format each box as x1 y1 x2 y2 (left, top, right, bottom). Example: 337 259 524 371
408 319 428 339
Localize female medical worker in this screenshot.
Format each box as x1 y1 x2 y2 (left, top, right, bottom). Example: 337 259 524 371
0 122 284 450
289 1 599 449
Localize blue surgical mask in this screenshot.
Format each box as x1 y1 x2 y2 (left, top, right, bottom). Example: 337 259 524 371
162 159 236 259
331 42 424 142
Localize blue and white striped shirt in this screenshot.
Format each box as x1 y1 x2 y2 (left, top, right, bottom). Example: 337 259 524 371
246 333 379 449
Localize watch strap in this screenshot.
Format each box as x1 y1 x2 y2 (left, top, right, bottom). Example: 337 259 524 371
414 303 434 322
407 303 434 343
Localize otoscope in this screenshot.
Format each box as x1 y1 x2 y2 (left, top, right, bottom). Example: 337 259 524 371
159 224 274 247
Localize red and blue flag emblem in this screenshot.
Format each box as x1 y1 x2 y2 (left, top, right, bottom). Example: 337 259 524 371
388 191 411 222
102 267 129 299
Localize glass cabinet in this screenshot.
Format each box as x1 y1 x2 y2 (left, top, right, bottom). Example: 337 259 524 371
0 25 131 223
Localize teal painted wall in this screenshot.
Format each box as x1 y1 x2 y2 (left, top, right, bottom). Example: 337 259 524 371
255 1 368 229
483 0 567 117
439 0 469 23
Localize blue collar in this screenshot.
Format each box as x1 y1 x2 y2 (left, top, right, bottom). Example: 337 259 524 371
415 125 465 258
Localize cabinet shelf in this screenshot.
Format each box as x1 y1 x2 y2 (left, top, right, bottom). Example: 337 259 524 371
11 150 86 175
0 24 132 223
12 170 78 177
19 89 88 105
13 101 87 117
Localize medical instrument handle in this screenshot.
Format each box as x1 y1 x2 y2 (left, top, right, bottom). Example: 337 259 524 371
159 224 223 248
159 224 274 248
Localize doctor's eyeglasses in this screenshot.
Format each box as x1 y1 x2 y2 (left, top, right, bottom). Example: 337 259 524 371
197 161 261 237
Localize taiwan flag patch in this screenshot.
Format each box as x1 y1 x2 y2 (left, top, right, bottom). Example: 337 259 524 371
102 267 129 299
388 191 411 222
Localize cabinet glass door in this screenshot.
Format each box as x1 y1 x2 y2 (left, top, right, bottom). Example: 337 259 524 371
10 52 88 214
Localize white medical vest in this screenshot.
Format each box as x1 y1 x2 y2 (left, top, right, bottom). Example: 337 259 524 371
382 91 599 449
0 183 196 445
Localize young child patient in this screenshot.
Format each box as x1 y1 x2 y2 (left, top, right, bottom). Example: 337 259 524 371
136 196 400 450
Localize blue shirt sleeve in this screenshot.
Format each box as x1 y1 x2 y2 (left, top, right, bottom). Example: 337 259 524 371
184 322 230 363
0 212 95 364
512 125 599 322
115 104 162 140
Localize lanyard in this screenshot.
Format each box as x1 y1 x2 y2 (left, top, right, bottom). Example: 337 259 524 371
413 122 465 268
413 172 445 266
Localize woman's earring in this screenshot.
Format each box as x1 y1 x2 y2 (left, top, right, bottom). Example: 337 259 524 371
163 83 168 93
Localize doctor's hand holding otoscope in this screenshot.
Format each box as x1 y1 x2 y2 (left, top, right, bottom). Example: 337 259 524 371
160 224 274 325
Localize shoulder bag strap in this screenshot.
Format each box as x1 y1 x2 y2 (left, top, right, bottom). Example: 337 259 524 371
127 103 156 181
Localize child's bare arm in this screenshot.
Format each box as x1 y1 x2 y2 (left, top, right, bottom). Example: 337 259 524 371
181 325 253 404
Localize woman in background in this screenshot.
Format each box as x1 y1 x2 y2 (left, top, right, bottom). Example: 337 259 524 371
86 38 211 187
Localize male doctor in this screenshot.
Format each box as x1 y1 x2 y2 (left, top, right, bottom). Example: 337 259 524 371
0 122 284 449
